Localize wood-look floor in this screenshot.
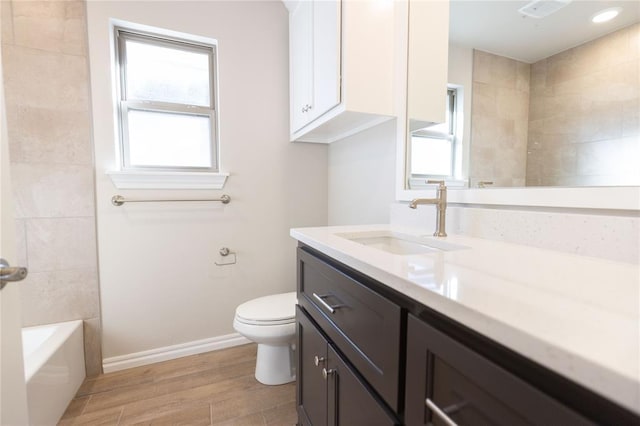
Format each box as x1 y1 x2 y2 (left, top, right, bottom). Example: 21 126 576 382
59 344 296 426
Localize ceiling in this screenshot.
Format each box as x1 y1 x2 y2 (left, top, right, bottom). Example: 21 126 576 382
449 0 640 63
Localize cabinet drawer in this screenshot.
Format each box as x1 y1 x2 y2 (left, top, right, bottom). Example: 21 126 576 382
405 314 593 426
297 248 401 412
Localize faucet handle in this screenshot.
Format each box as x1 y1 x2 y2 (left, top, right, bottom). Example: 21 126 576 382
426 180 446 188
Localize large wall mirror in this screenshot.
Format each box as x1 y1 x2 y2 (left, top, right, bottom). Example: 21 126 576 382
404 0 639 202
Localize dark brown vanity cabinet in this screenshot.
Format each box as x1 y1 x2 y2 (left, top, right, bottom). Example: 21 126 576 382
297 307 398 426
296 244 639 426
404 314 592 426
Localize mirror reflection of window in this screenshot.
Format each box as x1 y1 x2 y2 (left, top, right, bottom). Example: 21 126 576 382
410 88 463 185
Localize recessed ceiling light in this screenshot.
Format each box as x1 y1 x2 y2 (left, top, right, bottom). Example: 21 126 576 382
591 7 622 23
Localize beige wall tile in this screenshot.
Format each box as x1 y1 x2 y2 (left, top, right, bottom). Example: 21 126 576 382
472 49 492 85
475 25 638 187
6 105 93 164
493 117 515 149
490 53 517 89
496 87 529 121
14 219 27 266
575 23 632 73
4 0 101 378
11 0 87 56
84 317 103 377
1 0 15 44
19 268 100 326
25 217 98 272
525 150 543 186
576 137 640 181
540 144 576 178
516 61 530 93
628 23 639 57
11 163 95 218
471 82 496 117
12 15 87 56
529 59 547 90
545 48 580 87
542 113 583 138
11 0 67 19
578 100 623 143
2 44 90 110
528 92 546 122
622 97 640 137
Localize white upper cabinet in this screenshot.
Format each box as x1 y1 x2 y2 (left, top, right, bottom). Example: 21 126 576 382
286 0 397 143
289 0 341 136
407 0 449 130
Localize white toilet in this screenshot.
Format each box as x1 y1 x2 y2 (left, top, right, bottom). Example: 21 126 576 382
233 292 297 385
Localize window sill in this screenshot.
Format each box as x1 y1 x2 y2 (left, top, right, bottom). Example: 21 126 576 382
107 170 229 189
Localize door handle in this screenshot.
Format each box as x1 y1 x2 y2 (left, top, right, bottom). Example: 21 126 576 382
0 258 28 290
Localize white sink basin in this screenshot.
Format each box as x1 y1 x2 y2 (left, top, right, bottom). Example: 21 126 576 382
336 231 468 255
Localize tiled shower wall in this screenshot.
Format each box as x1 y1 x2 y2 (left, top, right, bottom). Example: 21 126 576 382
469 50 531 188
1 0 102 376
469 24 639 188
526 23 640 187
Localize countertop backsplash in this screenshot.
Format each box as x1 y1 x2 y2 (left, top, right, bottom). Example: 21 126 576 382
390 203 640 264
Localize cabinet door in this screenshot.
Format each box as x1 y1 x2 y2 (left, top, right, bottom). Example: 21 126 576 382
297 306 328 426
327 345 398 426
405 315 592 426
290 0 313 132
309 0 341 123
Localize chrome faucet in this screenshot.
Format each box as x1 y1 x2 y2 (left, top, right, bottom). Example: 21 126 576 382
409 180 447 237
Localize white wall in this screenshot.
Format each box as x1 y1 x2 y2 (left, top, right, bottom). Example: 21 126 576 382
328 119 397 225
86 1 327 363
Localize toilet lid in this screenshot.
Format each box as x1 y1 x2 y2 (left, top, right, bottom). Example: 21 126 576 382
235 291 297 324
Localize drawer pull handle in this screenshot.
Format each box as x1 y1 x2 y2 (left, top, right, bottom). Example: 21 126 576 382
314 355 325 366
312 293 344 314
426 398 458 426
322 368 335 380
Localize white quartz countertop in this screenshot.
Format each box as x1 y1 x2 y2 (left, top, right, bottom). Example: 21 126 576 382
290 224 640 415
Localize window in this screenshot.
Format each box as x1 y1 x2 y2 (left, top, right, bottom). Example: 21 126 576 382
410 88 459 181
115 27 218 173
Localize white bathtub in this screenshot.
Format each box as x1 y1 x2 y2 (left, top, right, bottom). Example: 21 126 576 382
22 320 86 426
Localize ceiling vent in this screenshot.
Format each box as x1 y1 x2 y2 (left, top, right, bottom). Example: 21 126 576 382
518 0 572 18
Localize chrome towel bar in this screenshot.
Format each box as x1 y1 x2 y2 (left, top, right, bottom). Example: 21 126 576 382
111 194 231 206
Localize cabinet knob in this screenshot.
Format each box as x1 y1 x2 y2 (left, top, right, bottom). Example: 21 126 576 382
314 355 326 367
322 368 335 380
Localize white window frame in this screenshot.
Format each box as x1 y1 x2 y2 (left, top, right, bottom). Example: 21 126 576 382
115 27 218 172
106 19 229 189
409 88 460 188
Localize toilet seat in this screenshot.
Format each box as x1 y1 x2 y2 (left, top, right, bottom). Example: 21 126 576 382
235 292 296 326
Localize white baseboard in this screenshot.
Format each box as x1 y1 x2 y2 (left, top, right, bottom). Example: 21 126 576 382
102 333 252 373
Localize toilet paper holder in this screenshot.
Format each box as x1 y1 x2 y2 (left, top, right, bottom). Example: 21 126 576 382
215 247 236 266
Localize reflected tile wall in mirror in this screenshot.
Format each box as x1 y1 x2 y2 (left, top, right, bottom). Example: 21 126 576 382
469 23 639 188
526 23 640 187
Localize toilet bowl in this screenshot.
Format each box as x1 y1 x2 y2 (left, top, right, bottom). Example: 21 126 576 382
233 292 297 385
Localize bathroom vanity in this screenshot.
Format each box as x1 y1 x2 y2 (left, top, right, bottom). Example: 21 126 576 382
291 225 640 425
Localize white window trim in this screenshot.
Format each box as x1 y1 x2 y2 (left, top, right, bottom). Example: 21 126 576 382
107 170 229 190
108 20 226 190
409 88 459 187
